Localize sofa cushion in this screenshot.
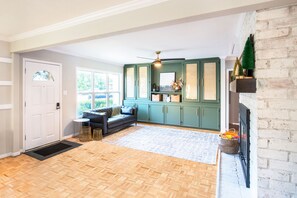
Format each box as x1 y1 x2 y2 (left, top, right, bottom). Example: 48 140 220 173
83 111 106 122
92 107 112 118
107 114 135 128
121 106 134 115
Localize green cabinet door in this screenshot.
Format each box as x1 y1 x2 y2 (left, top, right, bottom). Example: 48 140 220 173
201 107 220 130
200 58 220 103
123 100 135 107
182 106 199 127
183 60 199 102
149 104 164 124
137 103 149 122
124 65 136 100
165 105 181 125
137 64 150 100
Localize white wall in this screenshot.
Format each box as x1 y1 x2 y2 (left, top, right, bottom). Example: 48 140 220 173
20 50 122 140
225 59 236 129
237 11 258 197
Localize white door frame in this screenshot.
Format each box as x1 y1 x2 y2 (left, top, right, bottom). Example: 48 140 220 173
23 58 63 150
226 68 233 130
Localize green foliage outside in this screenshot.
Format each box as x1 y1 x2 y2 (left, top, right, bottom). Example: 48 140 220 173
94 74 106 91
77 101 92 116
77 71 92 91
76 71 120 116
77 100 108 116
242 37 255 70
94 98 107 108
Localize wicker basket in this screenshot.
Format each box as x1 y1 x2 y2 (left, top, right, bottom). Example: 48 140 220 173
219 129 239 154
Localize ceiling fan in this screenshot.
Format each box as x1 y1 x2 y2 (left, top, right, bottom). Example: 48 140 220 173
138 51 185 67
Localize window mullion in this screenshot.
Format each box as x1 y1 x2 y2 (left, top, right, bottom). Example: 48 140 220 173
106 74 109 107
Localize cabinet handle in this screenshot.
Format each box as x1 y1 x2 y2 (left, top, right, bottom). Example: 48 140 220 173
196 109 198 116
202 109 204 116
162 106 164 113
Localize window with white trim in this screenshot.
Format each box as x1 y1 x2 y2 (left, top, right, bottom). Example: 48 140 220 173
76 69 121 116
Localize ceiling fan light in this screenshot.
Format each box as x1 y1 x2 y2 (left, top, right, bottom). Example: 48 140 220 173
153 60 162 67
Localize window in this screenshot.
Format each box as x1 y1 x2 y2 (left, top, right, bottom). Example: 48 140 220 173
76 69 121 116
33 70 54 81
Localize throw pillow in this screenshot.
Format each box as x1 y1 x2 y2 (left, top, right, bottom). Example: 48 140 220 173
111 106 121 116
121 106 134 115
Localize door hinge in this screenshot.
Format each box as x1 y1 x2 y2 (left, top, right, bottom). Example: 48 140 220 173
25 135 26 140
24 101 26 107
25 68 26 74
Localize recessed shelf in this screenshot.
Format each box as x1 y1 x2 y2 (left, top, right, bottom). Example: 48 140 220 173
0 81 13 86
0 104 12 110
0 57 12 64
230 79 256 93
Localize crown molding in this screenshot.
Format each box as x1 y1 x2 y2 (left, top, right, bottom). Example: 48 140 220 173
47 48 123 67
9 0 168 42
0 34 9 42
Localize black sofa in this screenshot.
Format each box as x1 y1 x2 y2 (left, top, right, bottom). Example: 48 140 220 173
83 106 137 135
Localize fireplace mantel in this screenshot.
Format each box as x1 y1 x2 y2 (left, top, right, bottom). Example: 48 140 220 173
230 79 256 93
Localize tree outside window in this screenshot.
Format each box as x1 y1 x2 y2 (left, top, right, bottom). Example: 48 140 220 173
76 70 121 116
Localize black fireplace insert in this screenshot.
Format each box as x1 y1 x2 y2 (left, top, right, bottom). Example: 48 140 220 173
239 103 250 188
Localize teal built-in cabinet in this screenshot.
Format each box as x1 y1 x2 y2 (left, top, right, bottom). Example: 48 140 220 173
123 57 220 131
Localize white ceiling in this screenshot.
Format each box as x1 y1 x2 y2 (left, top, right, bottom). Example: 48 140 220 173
0 0 244 66
49 13 243 65
0 0 132 37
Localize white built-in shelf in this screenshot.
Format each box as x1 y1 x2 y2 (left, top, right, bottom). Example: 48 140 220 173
0 81 13 86
0 57 12 64
0 104 12 110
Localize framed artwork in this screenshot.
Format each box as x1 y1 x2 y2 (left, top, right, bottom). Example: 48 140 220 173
160 72 175 91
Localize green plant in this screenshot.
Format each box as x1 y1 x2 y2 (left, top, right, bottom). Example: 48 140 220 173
77 101 92 116
242 36 255 70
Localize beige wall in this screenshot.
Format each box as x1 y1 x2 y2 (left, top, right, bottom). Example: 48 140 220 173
0 48 122 156
0 41 12 156
19 50 123 139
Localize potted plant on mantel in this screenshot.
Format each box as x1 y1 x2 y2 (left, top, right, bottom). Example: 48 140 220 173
241 34 255 77
229 34 256 93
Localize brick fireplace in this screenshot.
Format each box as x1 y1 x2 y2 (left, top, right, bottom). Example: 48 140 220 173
237 4 297 197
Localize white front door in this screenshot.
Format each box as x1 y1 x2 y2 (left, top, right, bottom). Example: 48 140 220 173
25 60 61 150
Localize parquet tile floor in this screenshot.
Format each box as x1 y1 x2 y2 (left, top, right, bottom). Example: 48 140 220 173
0 124 218 198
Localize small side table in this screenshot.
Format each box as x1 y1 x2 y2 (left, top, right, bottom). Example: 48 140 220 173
73 118 91 141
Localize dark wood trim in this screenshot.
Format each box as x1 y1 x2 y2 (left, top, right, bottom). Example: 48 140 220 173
230 79 256 93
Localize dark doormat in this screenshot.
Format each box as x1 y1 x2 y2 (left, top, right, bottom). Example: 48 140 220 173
25 140 81 161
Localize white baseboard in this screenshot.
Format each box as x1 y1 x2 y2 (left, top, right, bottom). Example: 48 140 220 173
0 153 12 159
63 133 79 139
0 150 23 159
12 150 23 156
216 149 222 198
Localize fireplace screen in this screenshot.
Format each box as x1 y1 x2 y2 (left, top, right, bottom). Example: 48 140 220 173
239 103 250 188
